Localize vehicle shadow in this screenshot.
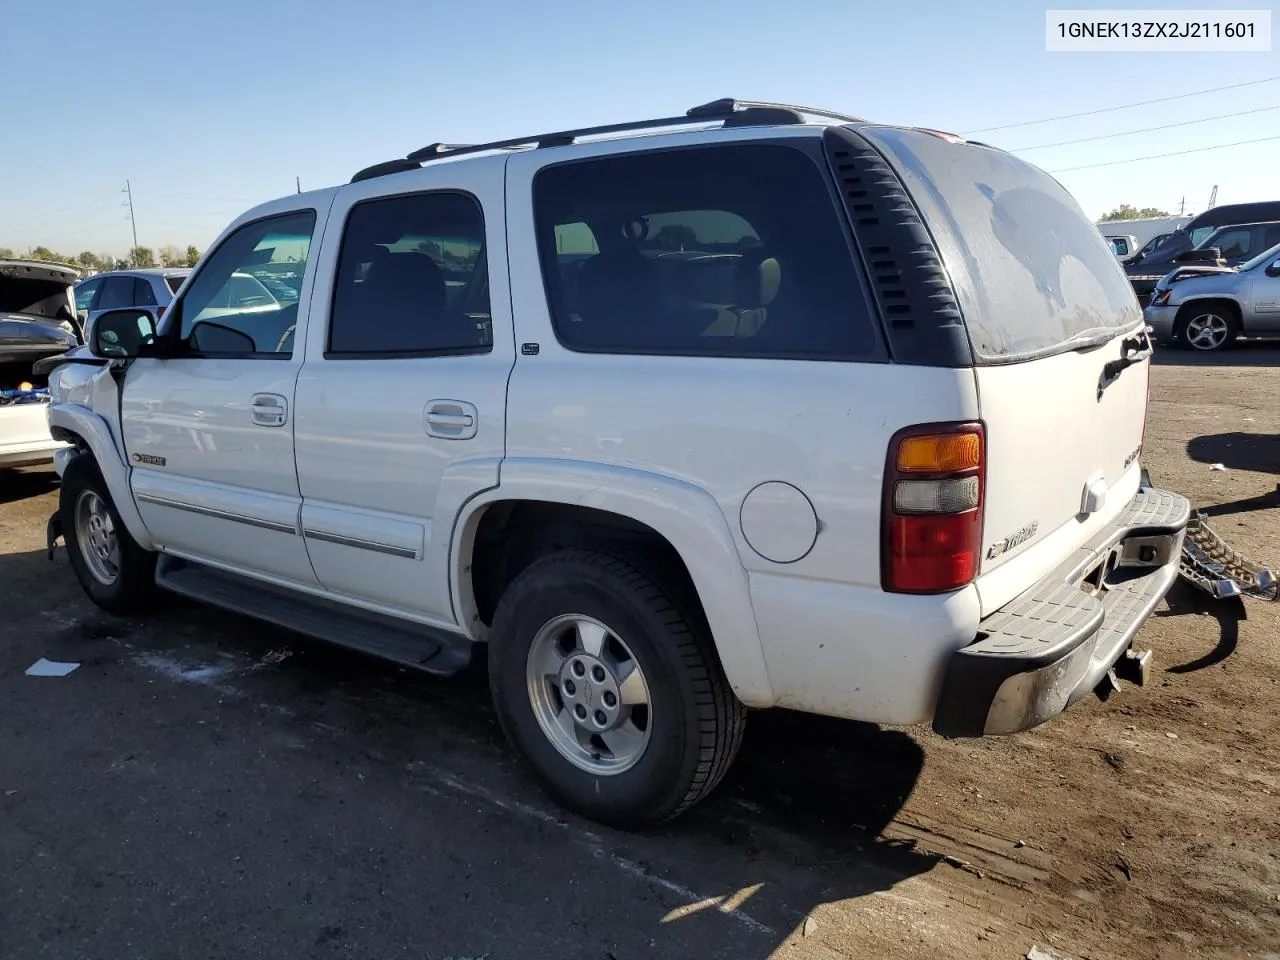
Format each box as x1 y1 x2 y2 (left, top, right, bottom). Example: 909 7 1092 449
1186 432 1280 474
1154 579 1245 673
8 544 934 957
1152 342 1280 367
0 467 58 505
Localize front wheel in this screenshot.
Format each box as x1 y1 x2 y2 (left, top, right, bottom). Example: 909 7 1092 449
60 456 157 613
488 549 746 828
1175 305 1239 352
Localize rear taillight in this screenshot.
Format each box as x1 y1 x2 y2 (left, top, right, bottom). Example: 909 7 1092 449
882 422 985 594
156 305 166 318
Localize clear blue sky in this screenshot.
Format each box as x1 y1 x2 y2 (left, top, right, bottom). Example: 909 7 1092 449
2 0 1275 257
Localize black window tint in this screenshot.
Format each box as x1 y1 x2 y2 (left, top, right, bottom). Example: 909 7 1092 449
97 276 136 310
179 210 316 357
329 192 490 356
1265 226 1280 249
165 275 186 294
133 278 158 306
533 144 879 359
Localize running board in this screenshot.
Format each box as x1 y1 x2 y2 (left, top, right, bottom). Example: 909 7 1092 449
155 555 472 676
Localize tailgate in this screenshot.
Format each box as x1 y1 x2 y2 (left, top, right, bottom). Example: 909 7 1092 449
973 340 1147 613
0 400 56 447
858 125 1150 614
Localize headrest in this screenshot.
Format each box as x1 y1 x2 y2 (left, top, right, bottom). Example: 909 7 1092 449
734 251 781 310
368 252 446 314
574 249 657 324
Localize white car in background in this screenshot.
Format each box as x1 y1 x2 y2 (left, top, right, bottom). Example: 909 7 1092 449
0 260 80 469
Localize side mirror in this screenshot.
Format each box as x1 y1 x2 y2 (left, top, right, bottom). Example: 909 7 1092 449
188 320 256 355
91 308 158 359
1176 246 1221 263
1266 260 1280 278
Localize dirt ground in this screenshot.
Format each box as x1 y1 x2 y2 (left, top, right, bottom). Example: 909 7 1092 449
1 346 1278 960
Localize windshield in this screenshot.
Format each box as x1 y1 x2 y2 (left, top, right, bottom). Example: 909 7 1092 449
1239 241 1280 272
862 126 1140 361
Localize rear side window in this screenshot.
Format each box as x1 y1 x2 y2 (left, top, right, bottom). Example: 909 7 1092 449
165 275 186 294
133 278 158 306
863 127 1142 361
1266 225 1280 250
533 143 880 359
328 192 491 357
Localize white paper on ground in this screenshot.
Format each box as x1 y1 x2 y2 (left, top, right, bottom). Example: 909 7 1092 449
25 659 80 677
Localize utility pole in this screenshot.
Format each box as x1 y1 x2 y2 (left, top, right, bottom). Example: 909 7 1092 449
1207 185 1218 210
296 176 302 194
122 180 138 259
1179 196 1185 216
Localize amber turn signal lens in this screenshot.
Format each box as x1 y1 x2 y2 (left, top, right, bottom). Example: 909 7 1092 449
896 432 981 473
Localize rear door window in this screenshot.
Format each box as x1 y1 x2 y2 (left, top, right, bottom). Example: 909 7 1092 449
861 126 1142 361
328 191 491 356
97 276 136 310
1210 229 1252 259
532 143 882 360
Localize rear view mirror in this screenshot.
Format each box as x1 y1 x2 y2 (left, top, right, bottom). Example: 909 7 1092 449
91 308 157 359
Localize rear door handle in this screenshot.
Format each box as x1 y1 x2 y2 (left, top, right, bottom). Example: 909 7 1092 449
251 393 288 427
425 400 477 440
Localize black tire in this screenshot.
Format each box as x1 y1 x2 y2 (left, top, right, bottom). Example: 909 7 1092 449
488 548 746 829
60 455 157 614
1174 302 1239 352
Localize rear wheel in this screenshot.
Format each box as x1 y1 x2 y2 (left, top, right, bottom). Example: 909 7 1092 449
60 456 157 613
1175 304 1239 352
488 548 745 828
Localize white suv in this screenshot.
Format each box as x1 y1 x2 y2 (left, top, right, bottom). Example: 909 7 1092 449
45 100 1189 827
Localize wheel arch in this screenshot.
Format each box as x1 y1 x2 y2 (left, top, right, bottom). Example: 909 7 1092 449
449 459 776 708
48 405 154 549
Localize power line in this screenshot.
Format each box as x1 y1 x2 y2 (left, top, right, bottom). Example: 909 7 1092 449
1011 104 1280 151
1049 135 1280 173
963 75 1280 134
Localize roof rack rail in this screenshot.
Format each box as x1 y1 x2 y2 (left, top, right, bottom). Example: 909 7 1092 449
685 98 864 124
351 98 862 183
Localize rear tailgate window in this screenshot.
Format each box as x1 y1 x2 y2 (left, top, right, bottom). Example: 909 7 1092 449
859 126 1142 362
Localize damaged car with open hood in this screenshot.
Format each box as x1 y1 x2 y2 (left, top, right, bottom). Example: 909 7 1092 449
0 260 83 469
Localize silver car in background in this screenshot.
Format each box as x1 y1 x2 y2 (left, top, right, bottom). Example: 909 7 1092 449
1144 242 1280 352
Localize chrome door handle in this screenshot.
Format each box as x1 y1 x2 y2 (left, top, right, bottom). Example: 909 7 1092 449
424 400 478 440
251 393 288 427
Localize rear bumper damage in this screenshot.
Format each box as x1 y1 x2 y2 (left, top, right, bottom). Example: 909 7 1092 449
933 487 1190 738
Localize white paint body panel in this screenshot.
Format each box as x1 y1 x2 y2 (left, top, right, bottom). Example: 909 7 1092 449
972 339 1148 615
0 403 64 466
293 155 514 622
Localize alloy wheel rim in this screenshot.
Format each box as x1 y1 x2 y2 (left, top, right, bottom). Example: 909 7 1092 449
74 489 120 586
1186 313 1229 350
525 613 652 775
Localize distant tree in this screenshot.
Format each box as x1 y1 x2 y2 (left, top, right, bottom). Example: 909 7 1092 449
130 246 156 268
0 247 14 259
184 245 201 267
77 251 100 271
1100 204 1171 222
158 245 184 267
653 224 698 251
415 239 442 259
31 245 59 262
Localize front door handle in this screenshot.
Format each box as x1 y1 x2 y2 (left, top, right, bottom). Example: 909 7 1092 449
251 393 288 427
425 400 478 440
